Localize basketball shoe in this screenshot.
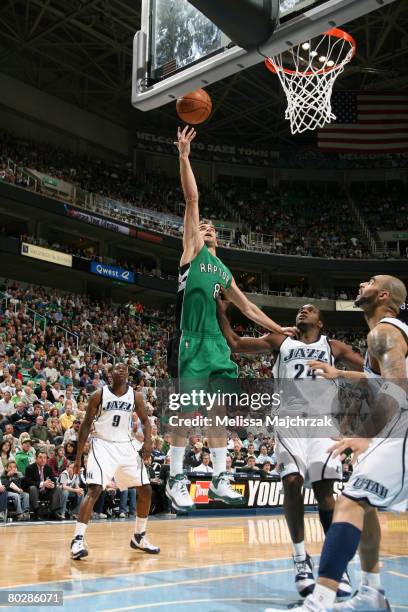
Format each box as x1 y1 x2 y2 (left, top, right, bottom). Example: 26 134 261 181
332 586 391 610
293 553 315 598
264 587 391 611
130 532 160 554
208 472 245 505
265 595 325 612
165 473 195 512
70 535 88 560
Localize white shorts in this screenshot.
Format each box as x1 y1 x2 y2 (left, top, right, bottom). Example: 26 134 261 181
343 416 408 509
87 438 150 490
275 434 342 488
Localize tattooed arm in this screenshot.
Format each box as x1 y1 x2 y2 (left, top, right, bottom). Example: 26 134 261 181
366 323 408 434
330 323 408 459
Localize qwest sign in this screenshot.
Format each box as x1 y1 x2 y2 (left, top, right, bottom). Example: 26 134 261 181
90 262 135 284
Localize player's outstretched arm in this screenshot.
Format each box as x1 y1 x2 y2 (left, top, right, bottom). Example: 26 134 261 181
134 391 152 462
73 389 102 475
217 297 283 354
175 126 203 264
223 279 297 336
331 339 365 370
308 361 367 381
308 340 366 381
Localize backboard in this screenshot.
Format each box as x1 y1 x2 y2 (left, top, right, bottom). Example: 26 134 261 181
132 0 399 112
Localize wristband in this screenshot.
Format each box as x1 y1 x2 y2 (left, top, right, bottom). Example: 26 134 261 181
379 382 407 406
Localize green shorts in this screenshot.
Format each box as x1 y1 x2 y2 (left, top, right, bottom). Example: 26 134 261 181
173 330 239 412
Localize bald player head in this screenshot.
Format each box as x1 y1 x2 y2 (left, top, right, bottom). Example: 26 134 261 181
355 275 407 316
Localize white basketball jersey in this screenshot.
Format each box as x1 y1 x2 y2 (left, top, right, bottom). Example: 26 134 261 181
273 335 334 379
273 335 337 412
91 385 134 442
364 317 408 378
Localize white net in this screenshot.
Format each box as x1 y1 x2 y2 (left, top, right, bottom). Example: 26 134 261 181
266 29 355 134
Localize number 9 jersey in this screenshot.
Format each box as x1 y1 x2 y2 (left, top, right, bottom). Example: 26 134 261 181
86 385 150 489
91 385 134 442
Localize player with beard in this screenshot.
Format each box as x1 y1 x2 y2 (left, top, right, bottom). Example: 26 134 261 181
166 126 295 513
217 301 363 599
266 275 408 612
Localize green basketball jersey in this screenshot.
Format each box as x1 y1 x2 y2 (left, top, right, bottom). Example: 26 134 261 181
176 245 233 334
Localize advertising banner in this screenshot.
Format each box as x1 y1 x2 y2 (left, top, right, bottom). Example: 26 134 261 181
21 242 73 268
90 261 135 284
187 476 344 509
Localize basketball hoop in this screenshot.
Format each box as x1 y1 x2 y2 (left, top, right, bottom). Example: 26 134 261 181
265 28 356 134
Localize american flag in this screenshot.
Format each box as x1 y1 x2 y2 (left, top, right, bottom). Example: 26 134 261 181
317 92 408 152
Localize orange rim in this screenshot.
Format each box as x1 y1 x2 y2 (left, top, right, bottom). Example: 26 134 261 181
265 28 357 77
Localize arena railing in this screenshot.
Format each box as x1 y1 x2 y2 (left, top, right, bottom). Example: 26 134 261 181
24 306 80 350
0 291 79 350
7 159 38 192
88 344 117 364
344 186 386 255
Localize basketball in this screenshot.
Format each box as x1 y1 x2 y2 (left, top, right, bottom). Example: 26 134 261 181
176 88 212 124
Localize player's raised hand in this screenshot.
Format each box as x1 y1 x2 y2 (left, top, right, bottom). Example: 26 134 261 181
308 360 339 379
174 125 196 158
328 436 370 463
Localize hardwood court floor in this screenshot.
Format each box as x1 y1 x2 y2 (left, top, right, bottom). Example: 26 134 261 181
1 512 408 611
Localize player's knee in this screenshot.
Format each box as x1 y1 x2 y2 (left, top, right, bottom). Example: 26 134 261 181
283 473 303 494
314 484 335 508
87 485 103 499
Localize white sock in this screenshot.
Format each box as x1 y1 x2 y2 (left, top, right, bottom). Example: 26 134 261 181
210 447 227 476
292 541 306 561
170 446 185 476
135 516 148 535
360 571 381 590
313 584 337 608
74 522 87 538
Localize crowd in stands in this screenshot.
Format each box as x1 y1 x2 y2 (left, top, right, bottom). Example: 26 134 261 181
0 131 222 220
236 275 358 300
1 130 397 260
217 183 370 258
352 182 408 233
